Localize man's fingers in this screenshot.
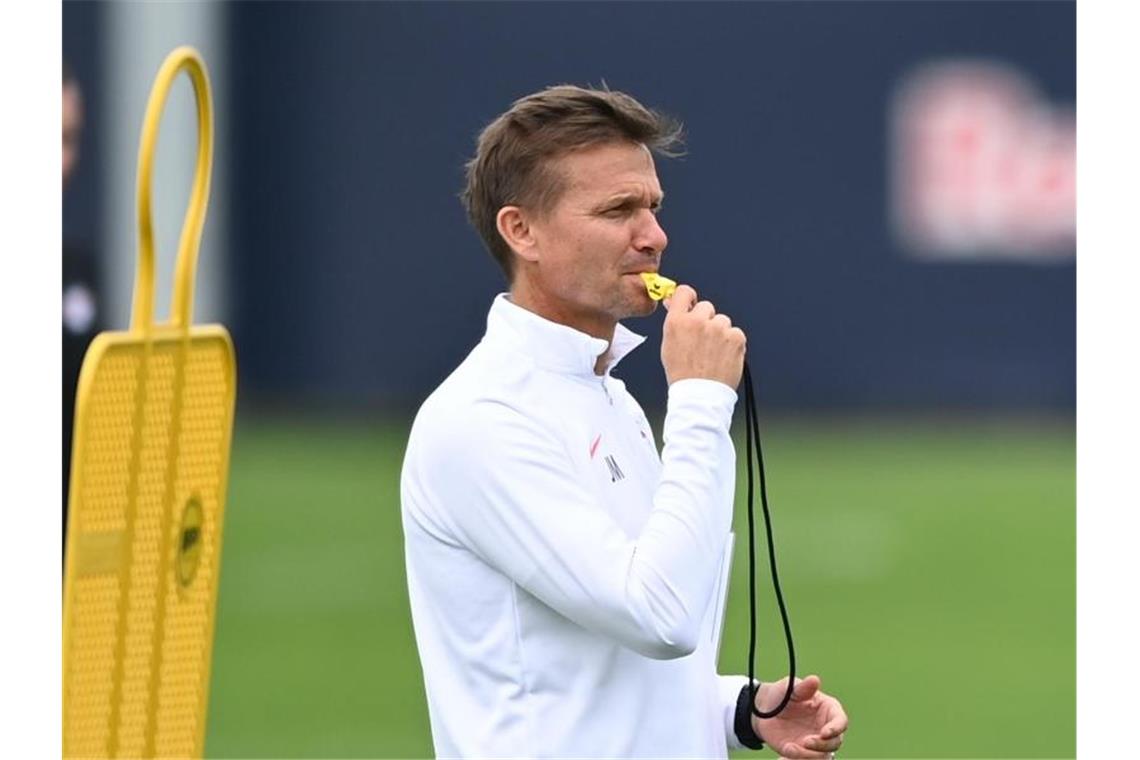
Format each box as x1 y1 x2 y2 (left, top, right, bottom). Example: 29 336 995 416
802 733 844 753
792 674 822 701
690 300 716 319
776 744 833 760
819 699 849 739
663 284 697 313
659 282 743 387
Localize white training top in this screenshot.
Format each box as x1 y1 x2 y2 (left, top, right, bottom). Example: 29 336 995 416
401 294 750 758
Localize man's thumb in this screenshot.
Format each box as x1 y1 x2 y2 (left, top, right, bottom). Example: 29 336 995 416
663 284 696 314
792 675 821 701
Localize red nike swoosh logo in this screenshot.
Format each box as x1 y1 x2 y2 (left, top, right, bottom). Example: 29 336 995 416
589 434 602 459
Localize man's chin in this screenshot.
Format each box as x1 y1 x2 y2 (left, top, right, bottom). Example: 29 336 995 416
622 295 659 319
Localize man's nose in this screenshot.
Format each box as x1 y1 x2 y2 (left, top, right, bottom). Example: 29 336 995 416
634 211 668 255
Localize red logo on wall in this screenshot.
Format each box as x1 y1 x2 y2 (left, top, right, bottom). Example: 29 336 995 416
890 60 1075 261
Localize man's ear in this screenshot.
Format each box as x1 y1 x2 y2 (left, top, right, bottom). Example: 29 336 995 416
496 206 541 264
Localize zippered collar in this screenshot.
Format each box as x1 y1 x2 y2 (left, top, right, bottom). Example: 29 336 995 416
484 293 647 377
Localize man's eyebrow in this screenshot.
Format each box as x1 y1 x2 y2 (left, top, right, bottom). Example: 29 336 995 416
599 191 665 208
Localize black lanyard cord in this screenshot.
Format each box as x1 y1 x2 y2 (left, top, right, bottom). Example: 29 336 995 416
742 359 796 719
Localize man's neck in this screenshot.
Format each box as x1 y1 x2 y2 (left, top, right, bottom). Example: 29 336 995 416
508 287 616 342
592 350 614 377
507 286 616 376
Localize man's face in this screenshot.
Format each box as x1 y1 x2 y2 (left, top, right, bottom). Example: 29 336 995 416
522 141 668 334
63 81 83 188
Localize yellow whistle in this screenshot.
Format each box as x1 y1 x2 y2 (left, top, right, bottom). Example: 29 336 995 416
640 272 678 301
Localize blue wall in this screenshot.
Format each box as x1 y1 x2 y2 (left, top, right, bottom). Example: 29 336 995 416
219 1 1072 411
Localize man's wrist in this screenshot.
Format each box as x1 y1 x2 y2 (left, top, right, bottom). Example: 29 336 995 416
665 378 738 433
734 682 765 750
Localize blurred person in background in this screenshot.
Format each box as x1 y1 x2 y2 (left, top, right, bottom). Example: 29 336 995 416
401 85 847 758
63 60 103 559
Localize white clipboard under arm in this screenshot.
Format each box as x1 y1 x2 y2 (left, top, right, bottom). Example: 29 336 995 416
710 531 735 660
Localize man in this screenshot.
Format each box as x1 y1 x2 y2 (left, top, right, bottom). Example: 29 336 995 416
63 61 102 558
401 85 848 758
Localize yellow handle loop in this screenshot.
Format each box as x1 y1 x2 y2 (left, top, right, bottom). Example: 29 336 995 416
131 46 214 333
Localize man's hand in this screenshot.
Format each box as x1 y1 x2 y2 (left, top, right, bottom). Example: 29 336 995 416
660 284 746 388
753 675 848 759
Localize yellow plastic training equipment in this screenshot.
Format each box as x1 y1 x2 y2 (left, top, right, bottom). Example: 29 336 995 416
640 271 678 301
63 47 236 759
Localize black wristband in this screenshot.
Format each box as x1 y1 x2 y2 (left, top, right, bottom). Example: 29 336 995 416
734 682 765 750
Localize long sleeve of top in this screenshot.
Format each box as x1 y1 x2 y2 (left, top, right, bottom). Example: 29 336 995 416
401 294 752 758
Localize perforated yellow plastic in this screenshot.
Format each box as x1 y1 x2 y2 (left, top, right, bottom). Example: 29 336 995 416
63 47 236 759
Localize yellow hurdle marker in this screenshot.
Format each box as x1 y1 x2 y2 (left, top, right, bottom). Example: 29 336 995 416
63 47 236 759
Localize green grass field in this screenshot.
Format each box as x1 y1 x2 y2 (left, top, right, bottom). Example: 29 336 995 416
204 414 1074 759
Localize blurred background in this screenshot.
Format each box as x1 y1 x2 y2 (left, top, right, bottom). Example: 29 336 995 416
63 1 1074 757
